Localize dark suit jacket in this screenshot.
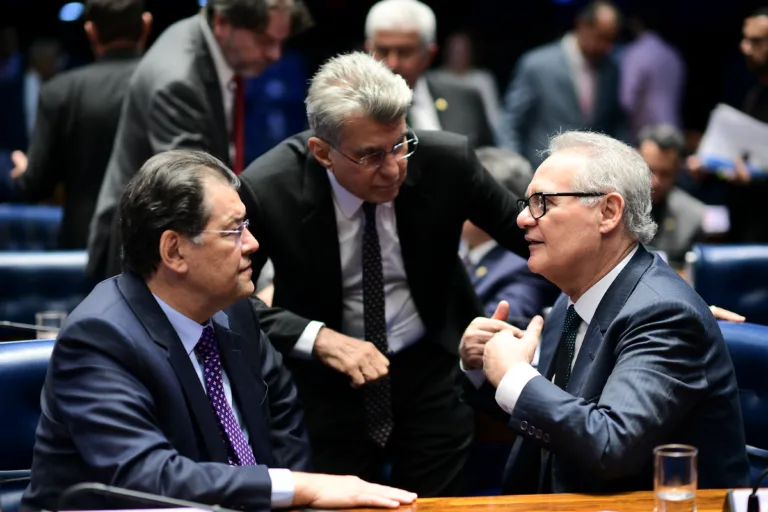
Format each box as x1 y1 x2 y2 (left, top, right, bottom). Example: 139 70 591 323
502 246 750 494
424 74 495 148
498 39 627 166
22 272 310 511
87 15 231 278
9 49 139 249
469 243 559 326
239 130 526 359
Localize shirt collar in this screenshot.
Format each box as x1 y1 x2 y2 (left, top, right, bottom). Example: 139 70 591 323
325 169 393 219
153 293 211 356
467 240 498 266
199 14 235 89
569 244 638 325
562 32 591 71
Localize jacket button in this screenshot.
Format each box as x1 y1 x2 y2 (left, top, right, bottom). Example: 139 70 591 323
536 429 543 439
543 433 550 443
528 425 536 435
520 420 528 430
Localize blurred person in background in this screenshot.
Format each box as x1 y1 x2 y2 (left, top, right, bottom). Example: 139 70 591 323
638 125 704 268
620 6 685 142
88 0 313 280
23 38 63 138
365 0 495 148
461 146 559 327
498 0 626 166
4 0 151 250
432 31 501 131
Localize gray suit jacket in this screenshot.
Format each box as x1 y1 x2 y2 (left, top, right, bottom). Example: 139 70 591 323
502 246 749 494
498 39 626 166
87 15 230 279
423 73 495 148
651 187 705 267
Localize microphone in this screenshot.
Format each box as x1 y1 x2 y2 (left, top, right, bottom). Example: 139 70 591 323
0 320 60 334
54 482 240 512
748 467 768 512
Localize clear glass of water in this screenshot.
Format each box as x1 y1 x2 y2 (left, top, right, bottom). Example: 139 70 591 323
654 444 698 512
35 311 67 340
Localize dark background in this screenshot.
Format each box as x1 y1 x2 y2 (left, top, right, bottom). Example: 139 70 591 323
2 0 767 132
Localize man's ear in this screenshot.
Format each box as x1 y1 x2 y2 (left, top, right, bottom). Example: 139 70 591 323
598 192 624 235
308 137 332 169
424 42 438 67
158 230 189 275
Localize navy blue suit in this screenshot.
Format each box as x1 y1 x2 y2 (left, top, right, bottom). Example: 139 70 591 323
502 246 750 493
469 244 559 326
22 272 311 511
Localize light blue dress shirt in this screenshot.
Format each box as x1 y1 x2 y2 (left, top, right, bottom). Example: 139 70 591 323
153 295 294 507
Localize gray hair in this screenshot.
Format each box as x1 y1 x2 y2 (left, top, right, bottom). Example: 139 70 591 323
637 124 685 153
475 146 533 199
306 51 413 145
364 0 436 45
546 131 658 244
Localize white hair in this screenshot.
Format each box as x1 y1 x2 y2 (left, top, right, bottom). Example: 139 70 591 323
306 51 413 144
546 131 658 244
364 0 437 45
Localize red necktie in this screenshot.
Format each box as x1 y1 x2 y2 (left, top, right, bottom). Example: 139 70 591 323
232 75 245 175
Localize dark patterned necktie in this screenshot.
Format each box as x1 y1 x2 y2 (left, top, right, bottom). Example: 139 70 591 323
553 305 581 390
195 325 256 465
361 202 393 448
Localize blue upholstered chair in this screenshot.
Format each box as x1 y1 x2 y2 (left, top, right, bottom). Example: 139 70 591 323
692 244 768 326
0 205 62 251
0 251 91 336
0 339 55 512
719 321 768 486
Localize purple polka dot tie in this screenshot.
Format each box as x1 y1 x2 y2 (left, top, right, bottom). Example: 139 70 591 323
195 325 256 466
361 202 393 448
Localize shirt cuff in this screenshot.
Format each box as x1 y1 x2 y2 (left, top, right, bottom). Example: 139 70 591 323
291 321 324 359
459 358 487 389
268 468 294 508
495 363 540 414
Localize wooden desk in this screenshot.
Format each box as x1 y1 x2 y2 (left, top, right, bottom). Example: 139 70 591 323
349 489 727 512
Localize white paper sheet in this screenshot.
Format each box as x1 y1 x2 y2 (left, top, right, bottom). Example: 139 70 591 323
697 103 768 175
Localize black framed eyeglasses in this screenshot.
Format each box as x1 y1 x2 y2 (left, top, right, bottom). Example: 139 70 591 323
517 192 606 219
323 130 419 172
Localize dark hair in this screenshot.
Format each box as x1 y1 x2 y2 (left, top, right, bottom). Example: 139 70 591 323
119 150 239 278
577 0 622 28
475 146 533 200
206 0 313 36
85 0 145 45
637 124 685 154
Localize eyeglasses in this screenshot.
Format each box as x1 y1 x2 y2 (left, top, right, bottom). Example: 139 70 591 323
197 219 250 248
517 192 606 220
323 131 419 172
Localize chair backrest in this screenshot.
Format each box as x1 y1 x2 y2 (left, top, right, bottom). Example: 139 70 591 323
0 205 62 251
720 321 768 486
0 251 91 331
692 244 768 326
0 339 54 472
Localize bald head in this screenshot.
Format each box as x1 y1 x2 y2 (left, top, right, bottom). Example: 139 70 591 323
575 1 620 64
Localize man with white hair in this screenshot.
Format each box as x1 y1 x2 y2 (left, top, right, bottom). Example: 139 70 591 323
459 131 749 493
364 0 495 148
238 51 527 496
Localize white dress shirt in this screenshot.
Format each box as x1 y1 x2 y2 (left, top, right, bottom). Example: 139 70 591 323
465 239 499 267
493 245 638 414
153 295 294 508
408 77 442 131
292 171 427 357
199 15 237 163
562 32 595 119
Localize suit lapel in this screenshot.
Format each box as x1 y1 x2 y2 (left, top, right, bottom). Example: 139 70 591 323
192 21 230 166
538 295 568 380
592 61 612 125
424 76 450 130
117 272 229 463
556 45 584 123
301 154 344 329
214 323 273 465
566 246 655 395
